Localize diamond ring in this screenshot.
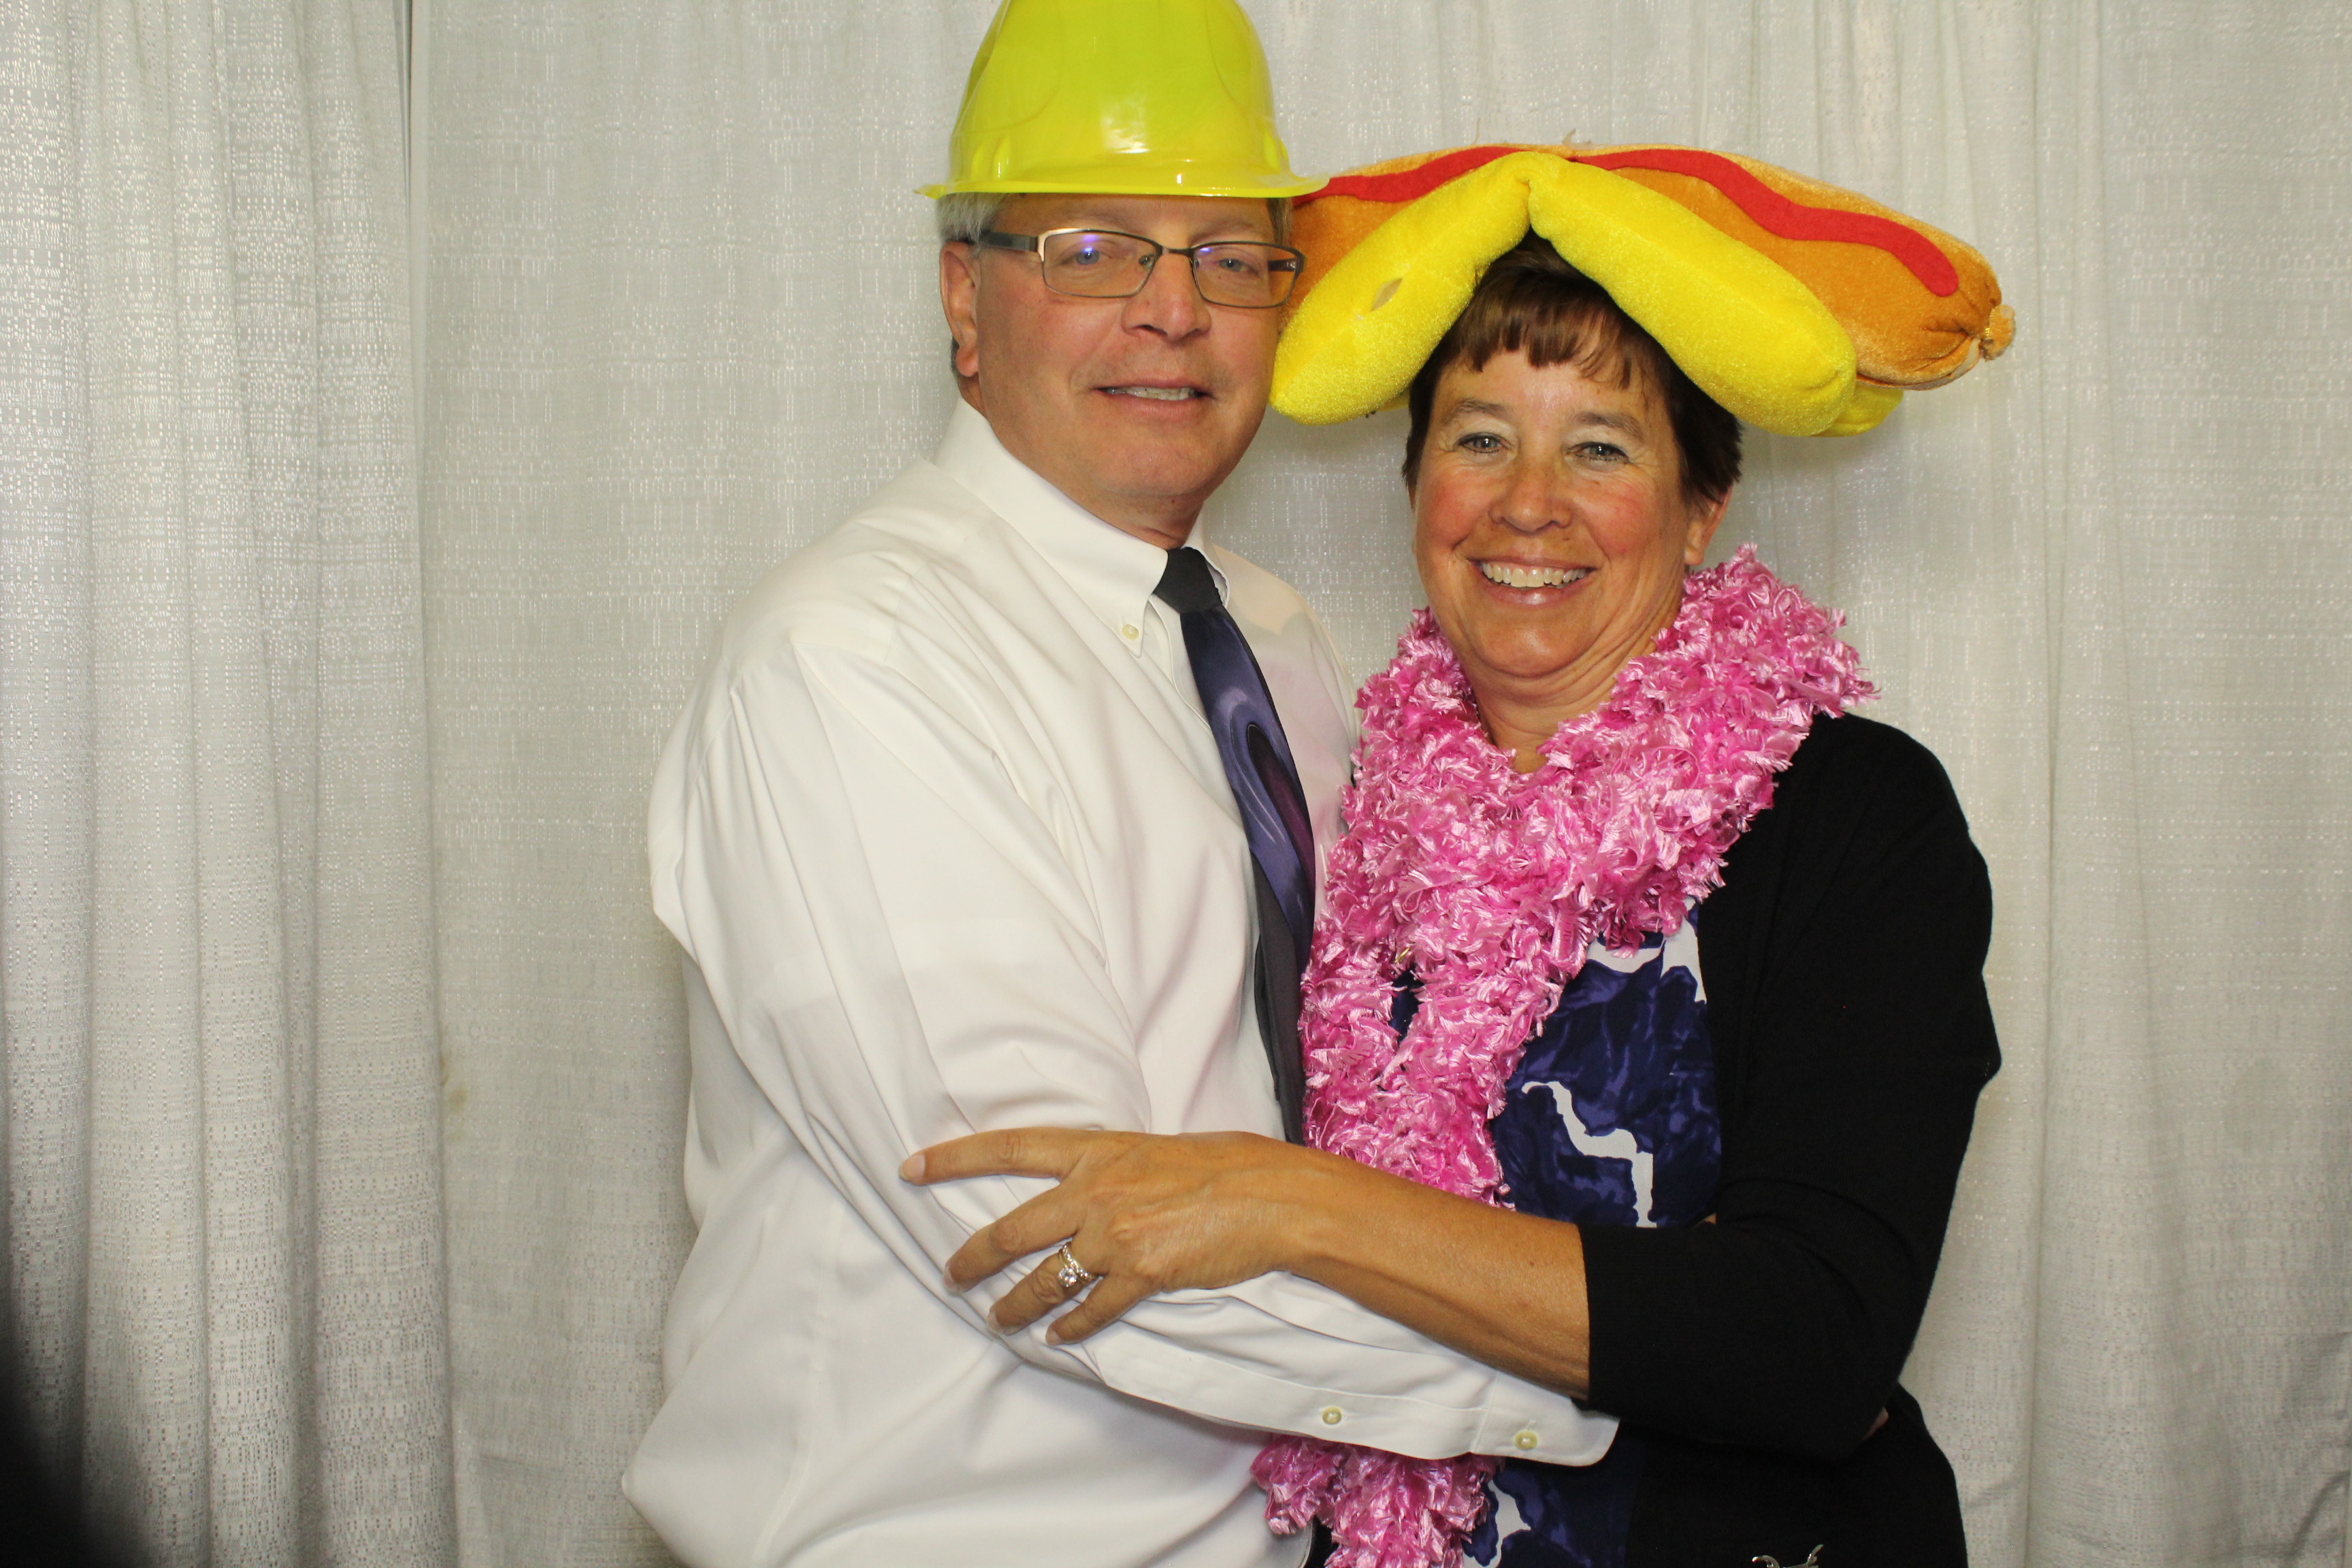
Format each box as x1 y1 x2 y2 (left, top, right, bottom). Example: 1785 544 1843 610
1053 1241 1094 1292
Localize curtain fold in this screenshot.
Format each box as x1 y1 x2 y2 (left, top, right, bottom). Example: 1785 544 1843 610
1 0 451 1562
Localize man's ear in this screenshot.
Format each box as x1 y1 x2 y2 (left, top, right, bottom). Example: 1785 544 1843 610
939 243 983 386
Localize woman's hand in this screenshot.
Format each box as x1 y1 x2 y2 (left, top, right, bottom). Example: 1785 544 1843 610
901 1128 1320 1343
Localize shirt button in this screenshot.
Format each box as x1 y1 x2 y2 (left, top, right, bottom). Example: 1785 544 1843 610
1120 623 1141 640
1513 1429 1539 1451
1320 1407 1343 1426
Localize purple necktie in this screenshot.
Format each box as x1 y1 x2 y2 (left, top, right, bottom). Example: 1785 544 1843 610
1156 547 1313 1140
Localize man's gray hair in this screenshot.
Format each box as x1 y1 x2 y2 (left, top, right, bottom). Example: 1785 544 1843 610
933 193 1293 246
935 192 1011 246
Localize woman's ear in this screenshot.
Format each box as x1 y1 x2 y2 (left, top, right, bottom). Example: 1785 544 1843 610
1683 485 1731 566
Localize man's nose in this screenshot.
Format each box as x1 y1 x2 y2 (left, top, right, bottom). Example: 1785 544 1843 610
1119 250 1211 339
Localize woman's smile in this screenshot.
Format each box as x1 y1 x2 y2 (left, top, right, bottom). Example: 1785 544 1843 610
1476 561 1592 591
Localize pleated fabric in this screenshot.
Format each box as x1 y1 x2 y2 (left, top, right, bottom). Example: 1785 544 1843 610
0 0 450 1562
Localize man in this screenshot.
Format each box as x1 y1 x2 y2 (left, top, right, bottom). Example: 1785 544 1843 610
622 3 1612 1564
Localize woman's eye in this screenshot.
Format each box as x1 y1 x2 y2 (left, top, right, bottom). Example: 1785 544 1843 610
1457 432 1503 453
1575 441 1628 463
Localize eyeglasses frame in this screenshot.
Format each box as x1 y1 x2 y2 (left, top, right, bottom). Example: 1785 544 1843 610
974 228 1305 309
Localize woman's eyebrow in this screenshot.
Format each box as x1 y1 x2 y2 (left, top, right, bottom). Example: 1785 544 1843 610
1440 400 1646 435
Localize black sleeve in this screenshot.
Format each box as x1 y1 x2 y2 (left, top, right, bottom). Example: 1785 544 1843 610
1580 715 1999 1462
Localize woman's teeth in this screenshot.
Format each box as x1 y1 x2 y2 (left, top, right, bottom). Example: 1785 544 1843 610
1480 562 1589 589
1107 386 1200 400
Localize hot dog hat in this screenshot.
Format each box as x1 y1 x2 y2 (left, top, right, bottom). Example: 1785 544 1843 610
1271 144 2014 437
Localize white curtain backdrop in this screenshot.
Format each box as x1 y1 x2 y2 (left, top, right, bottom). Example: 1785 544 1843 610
419 3 2352 1565
4 1 2345 1565
0 0 450 1563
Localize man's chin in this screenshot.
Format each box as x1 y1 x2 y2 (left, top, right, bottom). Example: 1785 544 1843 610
1077 425 1238 493
1101 455 1232 511
995 406 1254 536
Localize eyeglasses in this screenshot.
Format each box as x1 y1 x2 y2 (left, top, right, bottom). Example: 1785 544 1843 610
977 228 1305 310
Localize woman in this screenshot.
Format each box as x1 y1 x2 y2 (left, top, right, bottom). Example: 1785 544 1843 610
912 238 1999 1568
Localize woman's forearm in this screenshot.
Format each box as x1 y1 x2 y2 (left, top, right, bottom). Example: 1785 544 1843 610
1274 1149 1592 1399
913 1126 1593 1392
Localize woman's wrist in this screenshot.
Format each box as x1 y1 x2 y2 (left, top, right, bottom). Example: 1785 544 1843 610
1270 1149 1425 1282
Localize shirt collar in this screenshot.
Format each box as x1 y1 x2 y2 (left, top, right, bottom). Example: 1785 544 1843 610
933 402 1226 637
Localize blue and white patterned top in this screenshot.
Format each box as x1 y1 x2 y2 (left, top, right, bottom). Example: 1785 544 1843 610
1395 922 1721 1568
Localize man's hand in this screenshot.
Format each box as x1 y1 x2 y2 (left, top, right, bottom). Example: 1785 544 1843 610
902 1128 1317 1342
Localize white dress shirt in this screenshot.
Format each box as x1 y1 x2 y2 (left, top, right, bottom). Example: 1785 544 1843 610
623 405 1616 1568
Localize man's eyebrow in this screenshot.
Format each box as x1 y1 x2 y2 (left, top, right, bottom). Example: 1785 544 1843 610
1050 216 1276 245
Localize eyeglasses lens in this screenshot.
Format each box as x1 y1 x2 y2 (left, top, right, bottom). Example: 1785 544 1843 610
1039 232 1156 297
1037 232 1298 308
1190 245 1294 308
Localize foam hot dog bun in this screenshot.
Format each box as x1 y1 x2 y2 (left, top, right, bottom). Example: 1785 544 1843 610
1273 142 2012 436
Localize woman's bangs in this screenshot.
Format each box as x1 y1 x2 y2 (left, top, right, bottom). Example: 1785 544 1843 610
1467 284 1659 395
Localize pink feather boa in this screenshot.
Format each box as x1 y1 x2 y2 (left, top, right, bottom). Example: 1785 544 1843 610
1250 548 1874 1567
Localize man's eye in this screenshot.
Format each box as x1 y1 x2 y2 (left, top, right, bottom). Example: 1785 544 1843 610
1055 234 1135 267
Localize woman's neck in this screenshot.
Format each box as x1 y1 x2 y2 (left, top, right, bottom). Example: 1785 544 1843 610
1467 600 1684 772
1477 689 1601 772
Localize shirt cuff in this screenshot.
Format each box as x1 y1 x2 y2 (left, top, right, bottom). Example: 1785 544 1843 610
1053 1279 1620 1466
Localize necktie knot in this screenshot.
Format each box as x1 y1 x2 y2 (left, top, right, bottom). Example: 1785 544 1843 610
1154 546 1224 615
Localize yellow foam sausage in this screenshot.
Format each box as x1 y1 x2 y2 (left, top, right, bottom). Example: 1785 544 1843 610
1272 150 1858 437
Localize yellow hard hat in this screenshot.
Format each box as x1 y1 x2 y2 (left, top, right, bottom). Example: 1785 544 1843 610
920 0 1326 200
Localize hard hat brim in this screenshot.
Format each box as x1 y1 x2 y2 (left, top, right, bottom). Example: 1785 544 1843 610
920 173 1330 200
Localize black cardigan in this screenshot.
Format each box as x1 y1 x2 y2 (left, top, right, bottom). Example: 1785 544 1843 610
1577 713 1999 1567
